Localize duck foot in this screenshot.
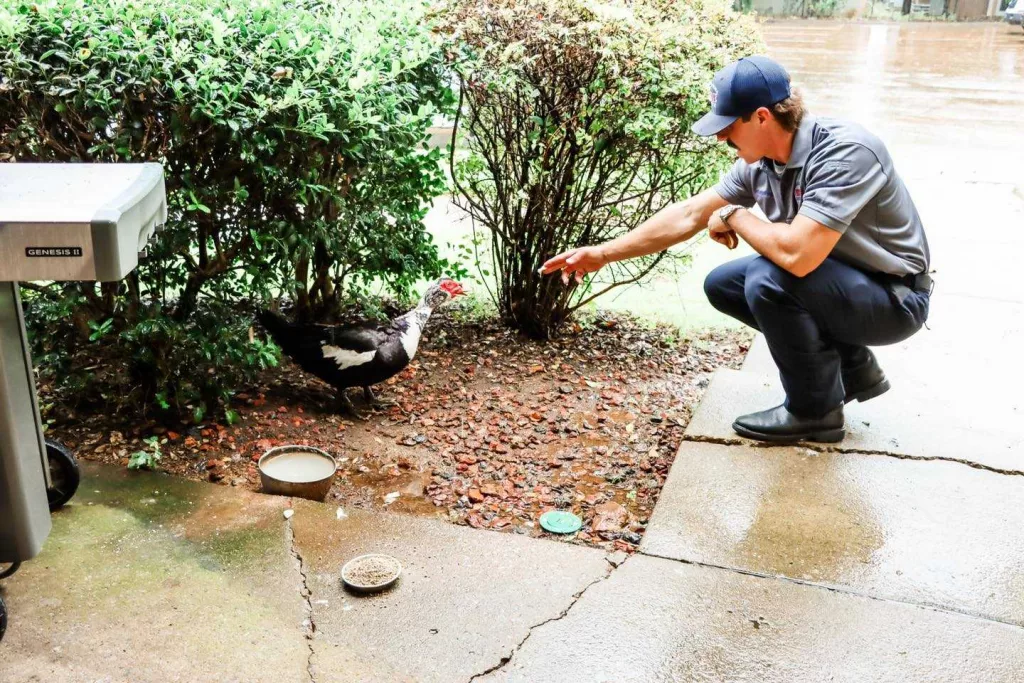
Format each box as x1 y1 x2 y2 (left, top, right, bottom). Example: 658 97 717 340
336 391 366 420
363 386 397 409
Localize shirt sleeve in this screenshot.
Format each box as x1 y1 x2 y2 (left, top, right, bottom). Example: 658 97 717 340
798 143 888 234
712 160 756 208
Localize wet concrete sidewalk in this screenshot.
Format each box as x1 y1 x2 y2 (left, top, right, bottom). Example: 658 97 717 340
0 464 612 682
5 438 1023 682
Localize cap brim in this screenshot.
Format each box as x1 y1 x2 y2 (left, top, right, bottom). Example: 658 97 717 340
691 111 738 137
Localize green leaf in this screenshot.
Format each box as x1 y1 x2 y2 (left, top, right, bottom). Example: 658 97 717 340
127 451 150 470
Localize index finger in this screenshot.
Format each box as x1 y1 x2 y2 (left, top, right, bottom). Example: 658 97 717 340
539 251 574 275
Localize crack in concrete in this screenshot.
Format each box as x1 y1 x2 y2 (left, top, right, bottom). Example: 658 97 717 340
286 517 317 683
639 548 1024 631
682 434 1024 477
466 557 624 682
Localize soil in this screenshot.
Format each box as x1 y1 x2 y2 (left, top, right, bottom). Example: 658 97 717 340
44 311 751 554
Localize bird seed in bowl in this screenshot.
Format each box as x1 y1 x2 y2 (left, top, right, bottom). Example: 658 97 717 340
341 554 402 593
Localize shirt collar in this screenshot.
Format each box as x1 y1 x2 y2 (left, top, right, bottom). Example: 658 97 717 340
762 115 815 173
785 115 816 170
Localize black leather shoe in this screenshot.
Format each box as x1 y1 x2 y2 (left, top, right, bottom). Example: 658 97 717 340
732 404 845 444
843 350 890 404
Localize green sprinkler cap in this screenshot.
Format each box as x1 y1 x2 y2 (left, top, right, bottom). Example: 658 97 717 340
540 510 582 534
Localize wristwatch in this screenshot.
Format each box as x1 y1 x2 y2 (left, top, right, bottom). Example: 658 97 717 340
718 204 743 226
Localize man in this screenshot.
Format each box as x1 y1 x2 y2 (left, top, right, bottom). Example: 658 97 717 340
540 55 931 444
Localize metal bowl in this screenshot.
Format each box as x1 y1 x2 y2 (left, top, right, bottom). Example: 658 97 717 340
341 554 402 594
258 445 337 501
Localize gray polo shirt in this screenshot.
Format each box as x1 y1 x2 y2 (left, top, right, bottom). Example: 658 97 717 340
714 115 930 277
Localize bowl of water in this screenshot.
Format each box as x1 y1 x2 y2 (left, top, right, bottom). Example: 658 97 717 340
258 445 337 501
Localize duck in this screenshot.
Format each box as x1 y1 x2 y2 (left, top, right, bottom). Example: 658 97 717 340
257 278 465 417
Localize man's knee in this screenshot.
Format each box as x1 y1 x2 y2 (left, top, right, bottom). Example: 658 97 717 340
704 263 737 312
743 257 794 311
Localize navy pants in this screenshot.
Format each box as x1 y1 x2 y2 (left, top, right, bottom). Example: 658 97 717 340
704 256 930 417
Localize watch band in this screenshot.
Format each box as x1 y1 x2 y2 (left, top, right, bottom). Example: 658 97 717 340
719 204 742 226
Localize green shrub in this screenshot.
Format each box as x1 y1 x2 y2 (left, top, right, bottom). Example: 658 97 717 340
435 0 761 338
1 0 456 420
23 290 278 421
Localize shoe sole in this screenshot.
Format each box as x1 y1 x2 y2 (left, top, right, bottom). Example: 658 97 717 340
844 378 891 404
732 422 845 444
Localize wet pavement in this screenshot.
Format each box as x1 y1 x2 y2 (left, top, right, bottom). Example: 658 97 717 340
763 21 1024 182
289 498 609 683
686 366 1024 472
479 555 1024 683
4 20 1024 683
0 465 310 683
643 442 1024 626
0 464 610 682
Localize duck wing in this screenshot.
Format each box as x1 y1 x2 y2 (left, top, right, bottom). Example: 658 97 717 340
325 322 391 353
260 309 409 381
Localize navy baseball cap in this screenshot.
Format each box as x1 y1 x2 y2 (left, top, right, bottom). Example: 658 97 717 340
692 56 792 136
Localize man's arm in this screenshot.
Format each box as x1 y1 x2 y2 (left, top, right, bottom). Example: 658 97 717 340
540 189 730 282
710 208 841 277
597 188 731 262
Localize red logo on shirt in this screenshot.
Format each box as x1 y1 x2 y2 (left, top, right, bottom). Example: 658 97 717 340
794 187 803 202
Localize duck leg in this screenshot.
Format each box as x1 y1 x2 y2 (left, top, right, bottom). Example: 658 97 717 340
363 386 397 409
336 389 366 420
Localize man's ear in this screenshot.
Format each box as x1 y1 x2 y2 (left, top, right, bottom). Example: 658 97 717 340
756 107 773 125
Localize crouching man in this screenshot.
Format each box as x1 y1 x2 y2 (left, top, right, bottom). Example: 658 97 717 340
540 55 931 444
